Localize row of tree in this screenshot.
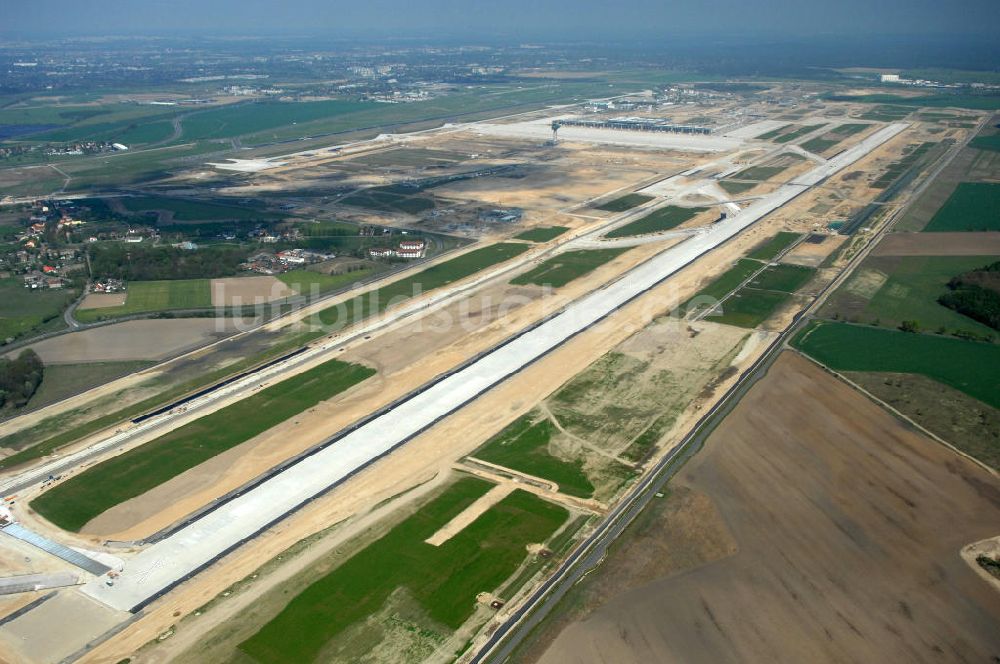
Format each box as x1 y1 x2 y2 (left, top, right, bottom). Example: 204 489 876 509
0 349 44 411
939 259 1000 331
89 243 247 281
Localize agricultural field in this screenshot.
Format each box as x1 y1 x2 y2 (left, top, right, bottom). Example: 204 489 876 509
239 477 567 664
73 279 212 322
528 352 1000 664
793 320 1000 409
922 182 1000 232
120 195 280 222
510 248 628 288
821 255 998 337
514 226 570 243
0 277 77 343
30 357 375 532
970 135 1000 153
605 206 701 238
593 193 653 212
746 231 803 261
316 242 530 329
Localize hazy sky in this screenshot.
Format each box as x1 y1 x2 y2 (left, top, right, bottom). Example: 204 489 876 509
4 0 1000 37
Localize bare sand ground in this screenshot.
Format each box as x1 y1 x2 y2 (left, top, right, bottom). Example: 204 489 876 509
77 292 127 310
425 483 514 546
781 234 846 267
209 276 296 307
532 352 1000 664
20 319 247 364
874 231 1000 256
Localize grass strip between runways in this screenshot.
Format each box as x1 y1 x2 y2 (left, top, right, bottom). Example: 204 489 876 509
30 358 375 532
239 476 567 663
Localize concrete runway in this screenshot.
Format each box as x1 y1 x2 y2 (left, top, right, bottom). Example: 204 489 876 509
78 123 907 613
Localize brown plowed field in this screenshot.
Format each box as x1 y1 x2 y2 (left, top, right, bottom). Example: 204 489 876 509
874 231 1000 256
533 351 1000 664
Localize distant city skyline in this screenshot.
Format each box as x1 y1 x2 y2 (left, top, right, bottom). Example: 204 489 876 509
4 0 1000 38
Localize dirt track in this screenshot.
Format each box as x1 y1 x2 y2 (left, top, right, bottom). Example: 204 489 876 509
533 352 1000 664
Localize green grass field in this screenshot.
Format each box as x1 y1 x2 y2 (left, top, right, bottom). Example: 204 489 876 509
277 268 376 296
757 124 793 140
774 124 826 143
923 182 1000 232
831 93 1000 111
605 206 701 238
179 99 375 141
510 248 627 288
317 243 529 329
719 180 757 195
821 255 998 337
121 195 278 222
239 477 567 663
338 187 436 215
26 361 154 411
747 232 803 261
710 289 791 328
513 226 570 243
473 416 595 498
0 278 76 342
793 320 1000 409
747 263 816 293
594 193 653 212
73 279 212 322
31 358 374 532
682 258 764 314
970 135 1000 153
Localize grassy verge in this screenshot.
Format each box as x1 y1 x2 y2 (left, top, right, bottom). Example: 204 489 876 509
510 248 628 288
24 361 154 411
605 206 701 238
238 477 567 663
593 193 653 212
316 243 530 328
681 258 763 314
473 416 595 498
514 226 570 243
30 357 373 532
747 231 803 261
277 268 376 296
792 320 1000 409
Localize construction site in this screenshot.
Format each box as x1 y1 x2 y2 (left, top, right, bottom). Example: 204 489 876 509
0 79 995 664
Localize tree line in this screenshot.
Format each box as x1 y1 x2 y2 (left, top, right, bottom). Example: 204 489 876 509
0 349 43 411
939 259 1000 332
89 243 247 281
